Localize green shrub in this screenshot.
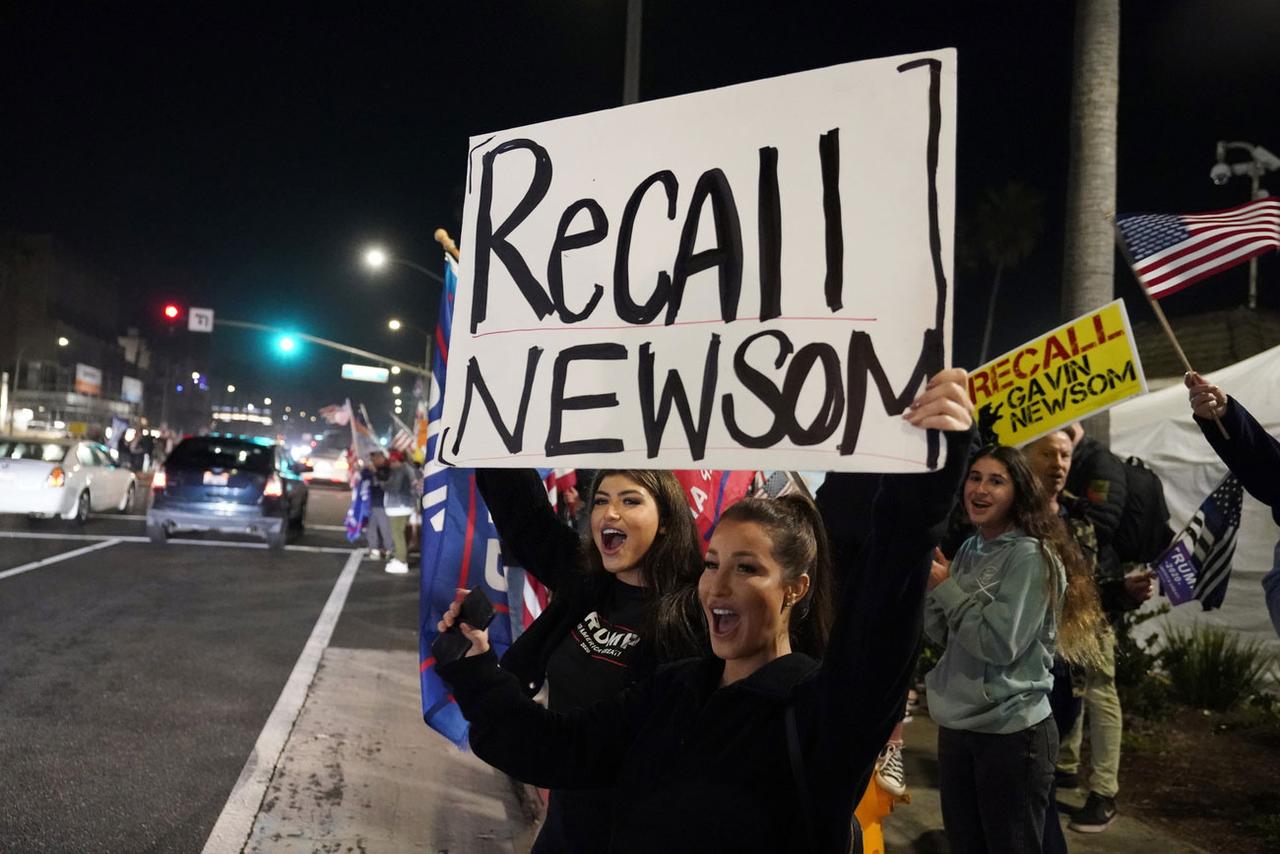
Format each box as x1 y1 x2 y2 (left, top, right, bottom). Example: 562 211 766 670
1114 604 1175 719
1160 622 1275 712
1245 812 1280 849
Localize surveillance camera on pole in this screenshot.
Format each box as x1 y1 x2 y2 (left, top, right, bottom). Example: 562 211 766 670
1211 139 1280 308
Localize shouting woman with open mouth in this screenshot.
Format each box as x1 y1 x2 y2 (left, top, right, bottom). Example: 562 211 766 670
471 465 705 853
440 368 975 853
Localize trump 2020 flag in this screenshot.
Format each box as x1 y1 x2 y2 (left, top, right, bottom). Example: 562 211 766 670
1153 473 1244 609
419 256 549 748
344 475 370 544
1115 197 1280 299
673 470 758 555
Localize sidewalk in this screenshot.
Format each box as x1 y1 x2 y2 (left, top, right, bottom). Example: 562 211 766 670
241 646 538 853
883 712 1208 853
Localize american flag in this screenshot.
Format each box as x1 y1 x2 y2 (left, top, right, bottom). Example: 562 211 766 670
1153 474 1243 610
1115 197 1280 299
389 413 415 453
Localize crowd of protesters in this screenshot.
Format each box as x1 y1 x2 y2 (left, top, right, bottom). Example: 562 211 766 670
410 364 1280 853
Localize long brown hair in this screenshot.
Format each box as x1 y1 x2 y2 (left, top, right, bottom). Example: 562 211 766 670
968 446 1107 669
584 469 705 660
716 494 835 658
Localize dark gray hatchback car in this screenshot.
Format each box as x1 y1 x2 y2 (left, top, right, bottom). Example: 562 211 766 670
146 434 308 549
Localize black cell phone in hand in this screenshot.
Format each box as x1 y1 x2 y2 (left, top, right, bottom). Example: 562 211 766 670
431 588 497 665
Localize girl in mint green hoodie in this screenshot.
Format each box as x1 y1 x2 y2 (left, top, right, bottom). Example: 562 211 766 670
924 445 1077 854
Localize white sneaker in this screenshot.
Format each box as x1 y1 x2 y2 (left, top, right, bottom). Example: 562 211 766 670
366 549 383 560
875 741 907 797
384 559 409 574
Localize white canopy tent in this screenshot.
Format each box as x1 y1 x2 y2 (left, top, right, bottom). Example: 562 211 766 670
1110 344 1280 657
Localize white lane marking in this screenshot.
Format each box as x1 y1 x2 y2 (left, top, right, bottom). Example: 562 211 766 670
0 531 115 542
201 548 364 854
93 514 347 532
0 538 123 581
0 531 354 555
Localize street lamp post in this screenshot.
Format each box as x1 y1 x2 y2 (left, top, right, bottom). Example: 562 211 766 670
387 317 431 372
1211 140 1280 310
362 245 445 284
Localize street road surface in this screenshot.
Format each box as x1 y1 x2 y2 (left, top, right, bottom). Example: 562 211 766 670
0 486 530 852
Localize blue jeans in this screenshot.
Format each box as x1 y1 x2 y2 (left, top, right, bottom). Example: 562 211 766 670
939 716 1058 854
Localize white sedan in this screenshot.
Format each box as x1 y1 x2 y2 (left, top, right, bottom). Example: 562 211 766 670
0 438 137 522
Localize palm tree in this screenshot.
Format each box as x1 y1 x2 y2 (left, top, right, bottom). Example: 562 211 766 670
971 181 1045 364
1061 0 1120 437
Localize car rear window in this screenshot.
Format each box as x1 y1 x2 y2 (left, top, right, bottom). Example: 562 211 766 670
166 438 274 474
0 441 67 462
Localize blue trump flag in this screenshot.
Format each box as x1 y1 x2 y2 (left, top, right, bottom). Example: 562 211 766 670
418 256 530 748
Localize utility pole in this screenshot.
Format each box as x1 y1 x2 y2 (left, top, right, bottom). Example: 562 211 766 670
623 0 642 106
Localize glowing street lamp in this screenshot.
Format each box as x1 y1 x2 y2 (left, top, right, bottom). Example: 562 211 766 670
226 384 236 393
263 397 272 406
57 336 69 347
387 318 403 331
363 246 389 270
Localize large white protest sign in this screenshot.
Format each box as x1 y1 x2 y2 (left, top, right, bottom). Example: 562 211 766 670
439 50 956 472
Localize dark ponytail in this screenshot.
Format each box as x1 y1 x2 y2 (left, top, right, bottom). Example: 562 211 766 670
718 494 835 658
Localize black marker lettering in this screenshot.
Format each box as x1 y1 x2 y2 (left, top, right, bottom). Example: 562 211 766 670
451 346 543 457
782 342 844 444
757 146 783 321
819 128 843 313
614 171 678 324
669 168 743 325
546 343 627 456
721 330 792 448
638 334 721 460
546 198 608 323
472 139 556 334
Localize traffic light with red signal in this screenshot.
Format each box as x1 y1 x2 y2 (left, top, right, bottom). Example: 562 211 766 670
162 303 181 322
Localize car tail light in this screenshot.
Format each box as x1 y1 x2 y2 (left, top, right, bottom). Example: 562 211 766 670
263 475 284 497
152 470 167 491
46 467 65 488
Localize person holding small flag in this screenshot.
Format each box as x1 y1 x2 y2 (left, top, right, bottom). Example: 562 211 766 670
1185 370 1280 637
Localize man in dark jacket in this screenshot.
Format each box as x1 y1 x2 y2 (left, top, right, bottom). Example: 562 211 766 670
1063 427 1131 607
1026 429 1152 835
1186 371 1280 637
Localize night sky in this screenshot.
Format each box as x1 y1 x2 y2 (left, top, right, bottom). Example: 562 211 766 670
3 1 1278 421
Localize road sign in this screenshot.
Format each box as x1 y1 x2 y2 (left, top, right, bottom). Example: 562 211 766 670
189 307 214 333
341 363 390 383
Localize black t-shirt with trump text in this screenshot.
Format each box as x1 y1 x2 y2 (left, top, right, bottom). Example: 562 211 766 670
544 577 649 712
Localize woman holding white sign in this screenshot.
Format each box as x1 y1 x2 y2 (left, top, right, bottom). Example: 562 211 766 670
473 466 705 853
439 369 974 854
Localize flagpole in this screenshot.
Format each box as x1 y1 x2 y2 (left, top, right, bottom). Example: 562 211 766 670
1109 219 1229 438
434 228 460 262
345 398 361 468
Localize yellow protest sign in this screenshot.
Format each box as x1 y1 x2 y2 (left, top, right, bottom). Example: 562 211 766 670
968 299 1147 447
